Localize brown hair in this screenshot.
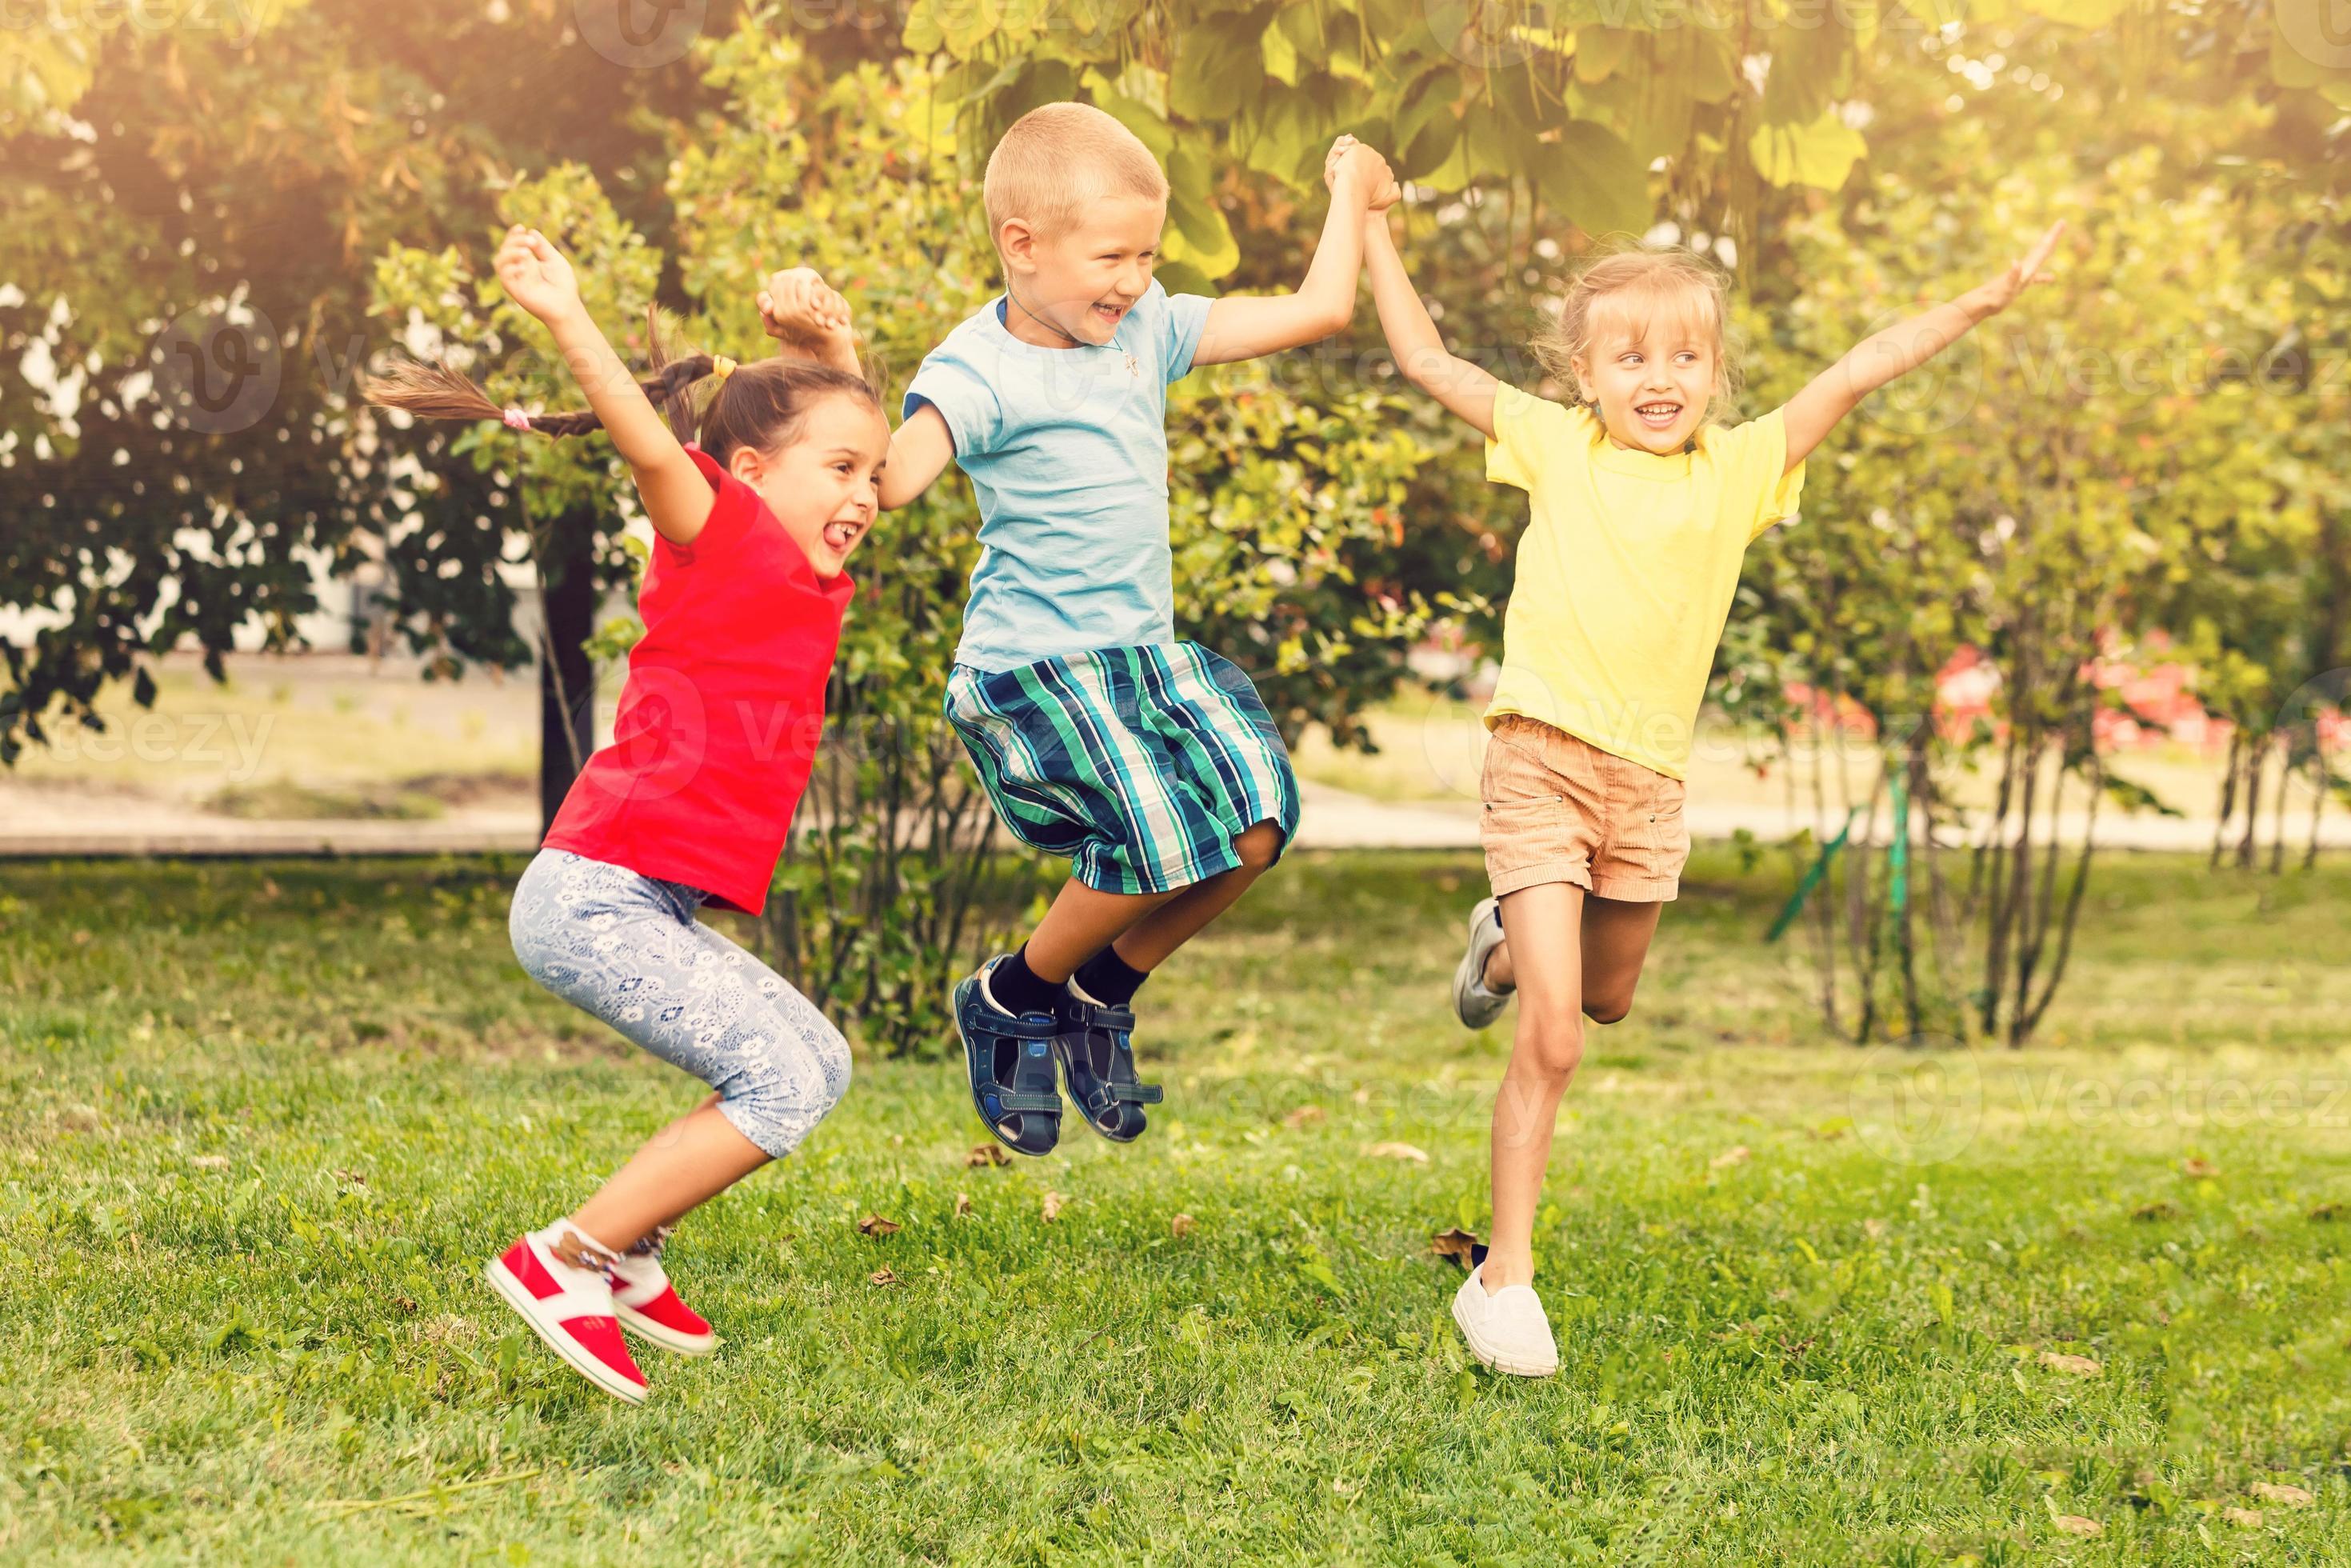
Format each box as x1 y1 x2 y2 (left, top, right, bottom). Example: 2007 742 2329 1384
363 311 878 464
984 102 1169 253
1532 242 1745 422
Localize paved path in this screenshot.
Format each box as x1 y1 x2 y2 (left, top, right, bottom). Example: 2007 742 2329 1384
5 778 2339 858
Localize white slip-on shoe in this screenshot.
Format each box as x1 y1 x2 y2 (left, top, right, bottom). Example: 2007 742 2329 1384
1450 897 1513 1030
1452 1262 1560 1378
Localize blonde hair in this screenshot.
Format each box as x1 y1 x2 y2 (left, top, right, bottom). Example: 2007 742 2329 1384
1533 242 1745 423
984 102 1170 252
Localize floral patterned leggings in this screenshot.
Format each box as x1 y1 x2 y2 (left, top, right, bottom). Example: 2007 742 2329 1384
507 850 850 1158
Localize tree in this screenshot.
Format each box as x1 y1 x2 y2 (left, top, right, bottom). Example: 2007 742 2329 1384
0 0 716 798
1725 4 2346 1044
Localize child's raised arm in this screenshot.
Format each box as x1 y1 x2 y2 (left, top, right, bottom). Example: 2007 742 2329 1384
1362 211 1502 442
1778 220 2067 474
1189 138 1399 368
496 226 716 547
758 266 952 511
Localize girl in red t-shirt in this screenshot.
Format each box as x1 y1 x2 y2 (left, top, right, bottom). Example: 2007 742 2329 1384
367 227 884 1404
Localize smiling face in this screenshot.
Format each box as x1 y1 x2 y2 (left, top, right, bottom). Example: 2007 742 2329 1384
726 390 889 578
1569 286 1723 454
998 192 1167 348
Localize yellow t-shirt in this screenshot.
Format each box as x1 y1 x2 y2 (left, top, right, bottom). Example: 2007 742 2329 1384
1483 384 1806 781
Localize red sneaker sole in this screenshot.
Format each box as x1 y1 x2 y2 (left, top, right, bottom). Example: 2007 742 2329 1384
485 1257 648 1405
614 1299 717 1358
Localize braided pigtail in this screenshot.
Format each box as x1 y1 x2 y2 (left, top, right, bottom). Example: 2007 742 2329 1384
361 331 710 441
365 308 876 462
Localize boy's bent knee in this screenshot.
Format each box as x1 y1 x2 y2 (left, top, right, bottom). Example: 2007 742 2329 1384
1583 997 1632 1026
1231 820 1283 874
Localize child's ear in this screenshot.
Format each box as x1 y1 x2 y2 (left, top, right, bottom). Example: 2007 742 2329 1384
998 218 1037 273
727 445 767 490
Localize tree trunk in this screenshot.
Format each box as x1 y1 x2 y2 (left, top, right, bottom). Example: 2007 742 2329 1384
2269 734 2293 874
2236 737 2265 871
2212 726 2241 870
537 510 598 838
2309 731 2332 872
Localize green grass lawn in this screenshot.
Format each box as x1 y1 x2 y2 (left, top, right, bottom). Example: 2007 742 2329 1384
4 850 2349 1562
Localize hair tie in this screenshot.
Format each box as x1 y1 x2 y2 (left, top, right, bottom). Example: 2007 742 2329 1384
710 354 738 384
500 406 532 432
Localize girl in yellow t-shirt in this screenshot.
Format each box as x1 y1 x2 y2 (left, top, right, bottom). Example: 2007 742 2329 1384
1359 203 2065 1379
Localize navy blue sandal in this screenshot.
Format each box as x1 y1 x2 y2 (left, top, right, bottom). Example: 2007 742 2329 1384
954 962 1064 1157
1053 993 1164 1143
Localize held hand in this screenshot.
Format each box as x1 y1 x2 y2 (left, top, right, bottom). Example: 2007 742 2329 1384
1966 220 2067 318
1328 139 1401 213
1322 134 1357 193
494 225 585 326
757 266 853 353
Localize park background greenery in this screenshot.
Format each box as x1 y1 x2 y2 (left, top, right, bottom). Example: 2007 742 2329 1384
6 0 2348 1052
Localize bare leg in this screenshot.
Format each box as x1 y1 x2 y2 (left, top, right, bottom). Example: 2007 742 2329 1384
569 1096 770 1255
1023 878 1181 981
1481 889 1664 1292
1483 892 1657 1007
1485 936 1517 994
1106 821 1283 973
1576 894 1664 1025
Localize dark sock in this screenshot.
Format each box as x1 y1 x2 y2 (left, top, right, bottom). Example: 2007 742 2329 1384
1073 946 1149 1008
986 944 1063 1018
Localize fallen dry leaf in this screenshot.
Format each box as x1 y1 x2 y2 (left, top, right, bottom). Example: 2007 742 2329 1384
2038 1351 2102 1377
1041 1190 1066 1222
2222 1507 2263 1528
2051 1514 2101 1536
1283 1105 1325 1129
1364 1142 1429 1163
2310 1202 2345 1222
1711 1145 1752 1169
1862 1218 1889 1238
1429 1227 1479 1271
869 1268 897 1286
190 1154 231 1170
2250 1482 2314 1507
966 1144 1011 1168
857 1214 901 1237
2183 1157 2221 1178
2133 1200 2183 1222
954 1191 972 1218
1170 1213 1195 1238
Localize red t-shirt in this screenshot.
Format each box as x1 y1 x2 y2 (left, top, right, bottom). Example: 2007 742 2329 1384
542 446 854 916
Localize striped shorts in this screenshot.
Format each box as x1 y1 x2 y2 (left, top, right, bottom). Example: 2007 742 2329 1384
944 642 1303 896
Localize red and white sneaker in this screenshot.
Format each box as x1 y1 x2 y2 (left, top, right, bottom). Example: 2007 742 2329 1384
610 1248 718 1357
485 1231 649 1404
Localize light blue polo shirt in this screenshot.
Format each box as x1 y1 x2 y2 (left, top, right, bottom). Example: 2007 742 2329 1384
903 280 1213 673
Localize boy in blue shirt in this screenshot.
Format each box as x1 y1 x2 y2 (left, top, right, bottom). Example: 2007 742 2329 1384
764 105 1395 1155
